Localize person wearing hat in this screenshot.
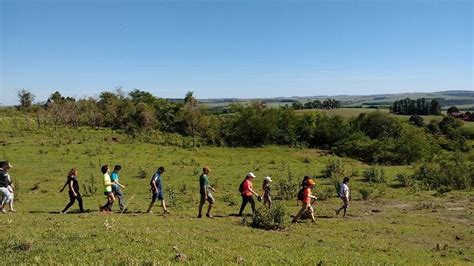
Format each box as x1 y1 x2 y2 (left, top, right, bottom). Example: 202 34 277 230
262 176 273 208
238 172 260 216
198 166 215 218
0 161 14 213
292 179 317 224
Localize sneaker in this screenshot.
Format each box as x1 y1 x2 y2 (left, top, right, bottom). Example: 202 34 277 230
206 213 213 219
60 211 67 214
163 210 170 214
1 209 7 214
9 209 16 213
335 209 340 215
197 214 202 218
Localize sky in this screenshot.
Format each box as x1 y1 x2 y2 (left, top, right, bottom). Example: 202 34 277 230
1 0 472 105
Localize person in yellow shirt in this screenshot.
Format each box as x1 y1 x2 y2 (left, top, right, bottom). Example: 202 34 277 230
99 165 115 212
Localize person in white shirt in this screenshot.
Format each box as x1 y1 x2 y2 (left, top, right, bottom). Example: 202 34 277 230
336 177 350 217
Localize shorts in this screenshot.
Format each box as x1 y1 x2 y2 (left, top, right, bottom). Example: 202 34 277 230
340 197 349 208
153 191 164 201
200 192 215 204
104 191 113 196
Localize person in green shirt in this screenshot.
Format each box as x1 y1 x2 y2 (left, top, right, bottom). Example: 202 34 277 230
198 166 215 218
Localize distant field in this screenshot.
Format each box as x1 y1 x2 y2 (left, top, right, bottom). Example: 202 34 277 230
0 116 472 264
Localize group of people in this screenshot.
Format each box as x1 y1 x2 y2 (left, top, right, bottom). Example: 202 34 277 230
1 160 352 222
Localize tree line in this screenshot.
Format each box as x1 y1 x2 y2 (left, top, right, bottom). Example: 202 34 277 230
390 98 441 115
14 89 470 165
291 99 341 110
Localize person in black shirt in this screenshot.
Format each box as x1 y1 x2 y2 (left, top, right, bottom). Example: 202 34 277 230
59 168 84 213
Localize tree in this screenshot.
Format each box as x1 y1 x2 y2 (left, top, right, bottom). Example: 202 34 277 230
18 89 35 108
447 106 459 115
182 91 203 147
408 115 424 127
430 99 441 115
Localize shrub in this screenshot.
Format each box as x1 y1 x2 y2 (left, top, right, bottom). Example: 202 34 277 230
315 187 334 201
363 166 385 183
166 186 176 206
412 153 473 192
322 159 346 179
395 173 414 188
359 187 373 200
277 171 298 200
82 174 97 197
136 168 148 179
251 203 287 230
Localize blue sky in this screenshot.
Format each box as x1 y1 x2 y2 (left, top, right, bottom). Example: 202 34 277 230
1 0 472 105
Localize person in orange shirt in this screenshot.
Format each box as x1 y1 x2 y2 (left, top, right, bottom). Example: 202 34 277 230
292 179 317 223
238 172 260 216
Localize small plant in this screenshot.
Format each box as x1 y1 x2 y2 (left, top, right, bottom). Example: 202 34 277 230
302 157 311 164
12 240 32 252
315 187 334 201
359 187 373 200
223 194 238 206
277 171 298 200
323 159 345 179
251 203 287 230
82 174 97 197
363 166 385 183
166 186 176 206
179 184 187 194
395 173 414 188
136 168 148 179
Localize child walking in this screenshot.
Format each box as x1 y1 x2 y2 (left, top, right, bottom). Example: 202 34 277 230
59 168 84 213
292 179 317 223
198 166 215 218
336 177 350 217
262 176 272 208
110 165 126 212
146 167 170 214
100 165 115 212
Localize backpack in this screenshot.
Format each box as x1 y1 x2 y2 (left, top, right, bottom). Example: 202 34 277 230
335 182 342 197
297 188 305 201
238 180 245 193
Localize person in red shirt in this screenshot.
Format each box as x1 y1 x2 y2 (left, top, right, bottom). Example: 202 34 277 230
292 179 317 223
238 172 260 216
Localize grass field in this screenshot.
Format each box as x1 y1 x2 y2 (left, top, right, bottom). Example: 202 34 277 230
0 117 473 264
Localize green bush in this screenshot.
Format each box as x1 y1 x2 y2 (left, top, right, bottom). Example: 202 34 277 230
277 171 298 200
323 159 346 179
359 187 373 200
412 153 473 192
363 166 385 183
395 173 414 188
251 203 287 230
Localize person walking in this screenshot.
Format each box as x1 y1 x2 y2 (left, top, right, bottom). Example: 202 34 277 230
238 172 260 217
262 176 272 208
146 167 170 214
110 165 126 212
0 161 14 213
336 177 351 217
59 168 84 213
292 179 317 224
100 165 114 212
198 166 215 218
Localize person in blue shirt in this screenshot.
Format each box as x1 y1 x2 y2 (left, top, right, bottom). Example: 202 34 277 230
146 167 170 214
110 165 126 212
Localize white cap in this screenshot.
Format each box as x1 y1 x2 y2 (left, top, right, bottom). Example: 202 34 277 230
247 172 256 178
264 176 272 182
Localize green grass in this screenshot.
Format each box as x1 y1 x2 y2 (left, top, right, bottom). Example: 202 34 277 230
0 117 473 264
